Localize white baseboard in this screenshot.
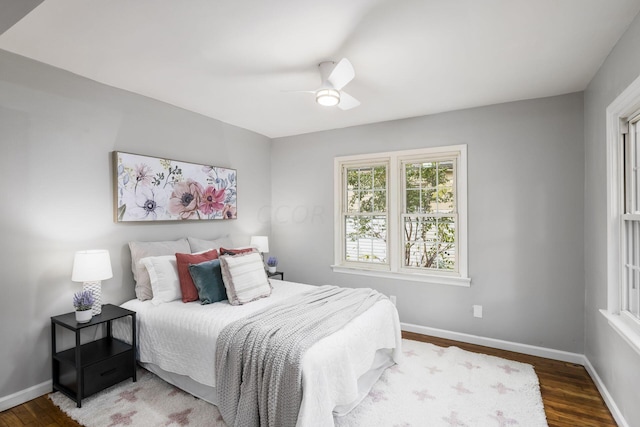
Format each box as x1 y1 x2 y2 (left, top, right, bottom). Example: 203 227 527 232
0 380 52 412
583 357 629 427
401 322 585 364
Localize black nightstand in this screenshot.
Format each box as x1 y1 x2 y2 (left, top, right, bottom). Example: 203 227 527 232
51 304 136 408
267 271 284 280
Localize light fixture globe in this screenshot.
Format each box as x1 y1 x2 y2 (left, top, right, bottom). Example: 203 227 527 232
316 89 340 107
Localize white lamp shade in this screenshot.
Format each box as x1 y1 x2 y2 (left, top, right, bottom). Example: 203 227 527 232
250 236 269 253
71 250 113 282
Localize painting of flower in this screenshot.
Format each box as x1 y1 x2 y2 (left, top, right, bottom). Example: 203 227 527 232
114 152 237 222
200 186 226 215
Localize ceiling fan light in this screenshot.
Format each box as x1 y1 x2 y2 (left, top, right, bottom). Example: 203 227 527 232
316 89 340 107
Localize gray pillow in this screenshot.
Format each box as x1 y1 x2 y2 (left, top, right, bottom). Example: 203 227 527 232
188 259 227 304
129 238 190 300
187 236 232 253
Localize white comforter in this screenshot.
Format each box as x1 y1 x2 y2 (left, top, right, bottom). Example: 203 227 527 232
117 280 402 427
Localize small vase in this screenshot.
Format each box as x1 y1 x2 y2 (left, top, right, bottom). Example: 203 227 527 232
268 266 277 274
75 309 92 323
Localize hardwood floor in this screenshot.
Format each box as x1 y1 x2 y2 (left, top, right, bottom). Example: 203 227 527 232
404 332 617 427
0 333 617 426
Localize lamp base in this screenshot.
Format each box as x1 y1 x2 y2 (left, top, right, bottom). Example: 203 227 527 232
83 281 102 315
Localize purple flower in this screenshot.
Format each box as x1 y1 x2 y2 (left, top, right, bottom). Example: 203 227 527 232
73 290 95 311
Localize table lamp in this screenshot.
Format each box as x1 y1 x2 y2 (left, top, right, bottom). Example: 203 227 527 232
71 250 113 315
250 236 269 262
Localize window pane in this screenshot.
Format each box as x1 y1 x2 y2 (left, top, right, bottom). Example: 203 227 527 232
347 169 358 190
345 215 387 263
405 164 421 188
405 160 456 215
636 123 640 213
439 161 454 187
435 185 454 213
421 162 437 187
346 166 386 214
373 190 386 212
359 191 373 212
626 219 640 317
403 216 456 271
359 168 372 189
374 166 386 189
346 190 357 212
406 189 421 213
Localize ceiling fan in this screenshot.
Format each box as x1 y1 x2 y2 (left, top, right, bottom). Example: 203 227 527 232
295 58 361 110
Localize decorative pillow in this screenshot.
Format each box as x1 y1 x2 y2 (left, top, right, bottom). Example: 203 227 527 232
129 239 190 300
175 249 219 302
188 259 227 304
219 252 271 305
188 236 232 253
219 247 256 256
140 255 181 305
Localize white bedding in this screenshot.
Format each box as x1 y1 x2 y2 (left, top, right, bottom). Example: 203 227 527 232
115 280 402 427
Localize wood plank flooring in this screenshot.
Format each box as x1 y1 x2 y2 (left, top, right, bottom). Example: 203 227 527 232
0 332 616 426
404 332 617 427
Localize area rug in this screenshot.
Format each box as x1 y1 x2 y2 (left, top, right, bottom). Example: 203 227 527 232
50 339 547 426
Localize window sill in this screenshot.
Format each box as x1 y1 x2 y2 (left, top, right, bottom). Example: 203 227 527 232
331 265 471 287
600 309 640 357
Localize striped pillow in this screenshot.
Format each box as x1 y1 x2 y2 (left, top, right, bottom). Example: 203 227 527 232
219 252 272 305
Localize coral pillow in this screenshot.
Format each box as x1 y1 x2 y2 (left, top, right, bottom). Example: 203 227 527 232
175 249 219 302
219 247 256 256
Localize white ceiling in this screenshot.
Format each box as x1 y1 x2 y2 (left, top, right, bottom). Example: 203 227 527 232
1 0 639 138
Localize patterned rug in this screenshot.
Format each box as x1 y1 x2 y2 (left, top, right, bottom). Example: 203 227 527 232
50 339 547 426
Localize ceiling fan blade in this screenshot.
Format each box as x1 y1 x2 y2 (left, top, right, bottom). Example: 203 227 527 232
281 90 316 93
328 58 355 90
338 91 360 110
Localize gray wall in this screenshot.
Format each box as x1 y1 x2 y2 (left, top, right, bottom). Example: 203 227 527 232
584 11 640 427
271 93 585 354
0 50 271 399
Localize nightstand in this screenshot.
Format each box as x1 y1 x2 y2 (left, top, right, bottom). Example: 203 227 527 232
51 304 136 408
267 271 284 280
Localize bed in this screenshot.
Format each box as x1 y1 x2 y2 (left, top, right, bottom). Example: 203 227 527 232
114 279 402 426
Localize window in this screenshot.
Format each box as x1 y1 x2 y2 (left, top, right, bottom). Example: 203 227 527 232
344 163 388 265
402 157 457 273
604 74 640 355
622 113 640 321
333 145 469 286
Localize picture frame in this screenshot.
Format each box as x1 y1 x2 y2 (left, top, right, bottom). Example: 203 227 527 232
113 151 237 222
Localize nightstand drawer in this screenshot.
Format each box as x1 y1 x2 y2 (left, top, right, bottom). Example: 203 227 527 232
83 351 134 397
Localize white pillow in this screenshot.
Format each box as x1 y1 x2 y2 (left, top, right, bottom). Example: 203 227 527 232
140 255 181 305
129 238 190 301
219 252 271 305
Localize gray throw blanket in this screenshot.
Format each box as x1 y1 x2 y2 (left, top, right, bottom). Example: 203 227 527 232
215 285 385 427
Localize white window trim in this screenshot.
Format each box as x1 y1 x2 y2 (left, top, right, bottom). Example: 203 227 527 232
332 145 469 287
604 72 640 356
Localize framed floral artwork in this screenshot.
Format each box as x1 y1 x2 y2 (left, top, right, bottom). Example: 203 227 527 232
113 151 237 222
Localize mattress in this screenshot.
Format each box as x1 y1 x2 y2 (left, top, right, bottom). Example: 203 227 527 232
114 280 402 426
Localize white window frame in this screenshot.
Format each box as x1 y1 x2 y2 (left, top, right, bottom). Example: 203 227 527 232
333 145 469 287
604 73 640 356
